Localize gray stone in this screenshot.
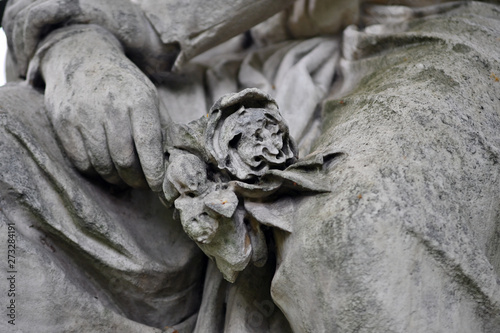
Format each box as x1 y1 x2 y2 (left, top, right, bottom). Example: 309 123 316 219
1 1 500 332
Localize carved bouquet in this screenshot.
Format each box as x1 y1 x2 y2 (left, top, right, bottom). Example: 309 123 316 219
162 89 336 282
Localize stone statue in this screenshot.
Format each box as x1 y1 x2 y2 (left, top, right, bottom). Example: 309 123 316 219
1 0 500 332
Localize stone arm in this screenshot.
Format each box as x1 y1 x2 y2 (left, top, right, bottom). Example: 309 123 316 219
3 0 296 78
135 0 297 70
2 0 177 78
2 0 295 191
2 0 176 190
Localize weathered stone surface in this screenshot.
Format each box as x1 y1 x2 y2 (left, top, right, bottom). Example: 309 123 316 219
0 1 500 332
270 3 500 332
163 88 331 284
0 84 204 331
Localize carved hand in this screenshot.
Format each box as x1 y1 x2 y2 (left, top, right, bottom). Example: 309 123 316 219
3 0 176 77
40 26 164 191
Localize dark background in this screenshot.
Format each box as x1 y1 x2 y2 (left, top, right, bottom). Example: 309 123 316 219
0 0 6 28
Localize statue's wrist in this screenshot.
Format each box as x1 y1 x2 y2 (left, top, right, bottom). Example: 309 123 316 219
29 25 124 88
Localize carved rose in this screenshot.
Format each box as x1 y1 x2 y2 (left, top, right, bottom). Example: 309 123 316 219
162 88 335 282
206 89 297 180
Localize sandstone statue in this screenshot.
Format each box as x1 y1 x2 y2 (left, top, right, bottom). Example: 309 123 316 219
1 0 500 332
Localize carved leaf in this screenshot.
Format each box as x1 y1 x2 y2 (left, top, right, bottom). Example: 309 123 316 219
204 189 239 218
244 198 295 233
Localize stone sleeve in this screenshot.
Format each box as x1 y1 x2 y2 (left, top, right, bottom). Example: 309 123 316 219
136 0 296 71
2 0 177 79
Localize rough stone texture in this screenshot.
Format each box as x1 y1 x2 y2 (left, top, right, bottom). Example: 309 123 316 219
163 88 333 284
0 1 500 332
0 84 205 331
270 2 500 332
137 0 296 70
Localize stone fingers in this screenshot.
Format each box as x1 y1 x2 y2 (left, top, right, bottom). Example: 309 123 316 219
53 119 94 175
78 124 123 186
104 110 148 189
129 94 165 192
